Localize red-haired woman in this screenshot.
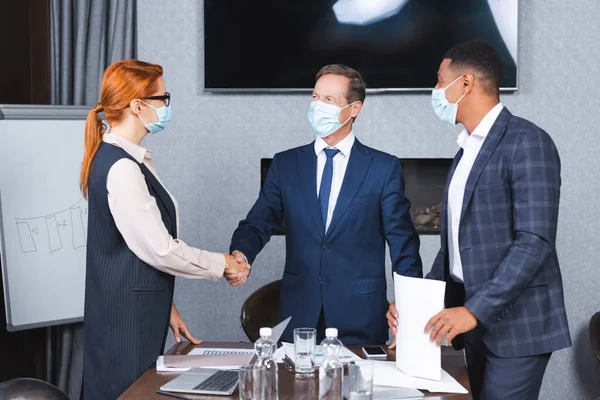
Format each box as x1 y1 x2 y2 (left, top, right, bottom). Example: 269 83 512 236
80 60 248 399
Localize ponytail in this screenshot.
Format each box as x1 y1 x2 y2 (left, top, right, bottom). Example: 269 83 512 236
80 104 105 198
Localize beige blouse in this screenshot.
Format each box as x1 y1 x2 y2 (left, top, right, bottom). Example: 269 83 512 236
102 133 225 280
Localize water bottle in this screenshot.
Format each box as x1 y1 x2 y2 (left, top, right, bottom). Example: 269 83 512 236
318 328 344 400
254 327 279 400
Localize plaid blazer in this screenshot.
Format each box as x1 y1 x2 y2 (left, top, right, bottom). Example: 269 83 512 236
427 107 571 358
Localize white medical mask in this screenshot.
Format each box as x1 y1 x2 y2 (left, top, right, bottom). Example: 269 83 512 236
138 100 171 134
308 101 355 138
431 75 465 125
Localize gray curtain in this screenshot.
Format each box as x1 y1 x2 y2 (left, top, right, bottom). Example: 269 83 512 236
48 1 136 398
50 0 137 105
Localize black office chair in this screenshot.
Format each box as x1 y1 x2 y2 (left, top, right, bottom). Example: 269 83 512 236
0 378 68 400
590 311 600 362
240 279 282 342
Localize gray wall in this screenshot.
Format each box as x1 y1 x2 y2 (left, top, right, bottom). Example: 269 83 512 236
138 1 600 398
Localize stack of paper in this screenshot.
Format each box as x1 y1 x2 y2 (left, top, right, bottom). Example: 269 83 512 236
394 273 446 381
342 379 424 399
372 360 467 394
155 348 255 372
372 385 425 399
156 356 188 373
385 274 468 395
189 348 255 356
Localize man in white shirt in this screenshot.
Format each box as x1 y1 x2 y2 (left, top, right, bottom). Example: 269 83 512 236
231 64 422 344
387 41 570 400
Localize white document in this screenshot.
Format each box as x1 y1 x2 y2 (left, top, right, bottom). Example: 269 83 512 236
373 385 424 399
394 273 446 381
281 342 362 365
156 356 188 373
343 379 423 399
188 348 255 356
373 360 468 394
156 348 255 372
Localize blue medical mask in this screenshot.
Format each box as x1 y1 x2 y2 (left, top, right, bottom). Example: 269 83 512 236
308 101 355 138
431 75 465 125
138 100 171 134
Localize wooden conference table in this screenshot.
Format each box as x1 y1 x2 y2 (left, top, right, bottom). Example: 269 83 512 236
120 342 471 400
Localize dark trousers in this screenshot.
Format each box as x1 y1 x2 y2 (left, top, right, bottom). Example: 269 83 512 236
453 282 552 400
464 328 551 400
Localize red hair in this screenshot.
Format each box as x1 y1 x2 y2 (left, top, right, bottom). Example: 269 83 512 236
80 60 164 197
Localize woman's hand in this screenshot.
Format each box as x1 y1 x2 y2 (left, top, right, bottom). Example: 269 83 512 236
170 303 202 344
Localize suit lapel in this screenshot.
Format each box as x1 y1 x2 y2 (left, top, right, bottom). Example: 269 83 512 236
139 163 178 236
442 149 463 250
459 108 512 224
325 140 373 239
297 145 325 236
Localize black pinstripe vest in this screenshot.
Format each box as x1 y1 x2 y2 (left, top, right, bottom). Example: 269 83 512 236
82 142 176 400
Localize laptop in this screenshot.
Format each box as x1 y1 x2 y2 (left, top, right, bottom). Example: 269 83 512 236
159 317 291 396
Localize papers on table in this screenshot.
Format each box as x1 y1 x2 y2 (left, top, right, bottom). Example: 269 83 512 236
156 355 188 373
394 273 446 381
162 353 253 370
373 385 424 399
343 378 424 399
373 360 468 394
156 318 292 372
156 348 255 372
280 342 362 366
188 348 254 356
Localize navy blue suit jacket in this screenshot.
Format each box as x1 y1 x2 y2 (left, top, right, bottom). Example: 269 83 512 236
231 139 422 344
427 108 571 358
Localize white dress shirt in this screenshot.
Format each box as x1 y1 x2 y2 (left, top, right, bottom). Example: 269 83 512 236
314 131 355 231
103 133 225 279
447 103 504 282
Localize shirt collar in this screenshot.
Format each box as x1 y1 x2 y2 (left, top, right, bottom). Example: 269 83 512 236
457 102 504 149
314 131 355 157
103 133 150 163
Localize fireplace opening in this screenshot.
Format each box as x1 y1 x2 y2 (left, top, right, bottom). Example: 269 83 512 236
400 158 453 235
260 157 452 235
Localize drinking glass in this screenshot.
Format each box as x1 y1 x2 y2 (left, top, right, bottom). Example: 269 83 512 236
294 327 316 377
348 360 374 400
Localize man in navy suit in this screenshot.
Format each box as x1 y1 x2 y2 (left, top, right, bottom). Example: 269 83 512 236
230 64 422 345
387 42 571 399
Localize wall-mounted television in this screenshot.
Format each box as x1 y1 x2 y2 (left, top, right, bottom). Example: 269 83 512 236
204 0 518 92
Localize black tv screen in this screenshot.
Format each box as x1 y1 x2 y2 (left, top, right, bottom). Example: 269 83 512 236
204 0 518 92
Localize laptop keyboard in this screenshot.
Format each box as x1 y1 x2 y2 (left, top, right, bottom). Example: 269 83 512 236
193 370 239 392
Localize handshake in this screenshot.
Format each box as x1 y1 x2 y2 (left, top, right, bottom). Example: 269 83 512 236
223 250 251 286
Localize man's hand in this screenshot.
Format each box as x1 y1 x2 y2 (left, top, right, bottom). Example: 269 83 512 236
425 306 477 346
231 250 247 264
170 303 201 344
224 253 250 286
386 301 399 349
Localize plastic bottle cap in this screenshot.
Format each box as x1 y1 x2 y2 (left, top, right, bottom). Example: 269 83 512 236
325 328 338 338
260 327 272 337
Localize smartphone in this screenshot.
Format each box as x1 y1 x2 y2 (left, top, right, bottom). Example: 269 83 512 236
362 346 388 359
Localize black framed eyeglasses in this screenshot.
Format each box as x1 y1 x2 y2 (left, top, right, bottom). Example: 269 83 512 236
142 92 170 107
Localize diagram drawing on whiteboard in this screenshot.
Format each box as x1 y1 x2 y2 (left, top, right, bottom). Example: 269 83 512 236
14 198 88 254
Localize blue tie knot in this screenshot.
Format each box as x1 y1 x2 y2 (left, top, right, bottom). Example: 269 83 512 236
325 148 340 159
